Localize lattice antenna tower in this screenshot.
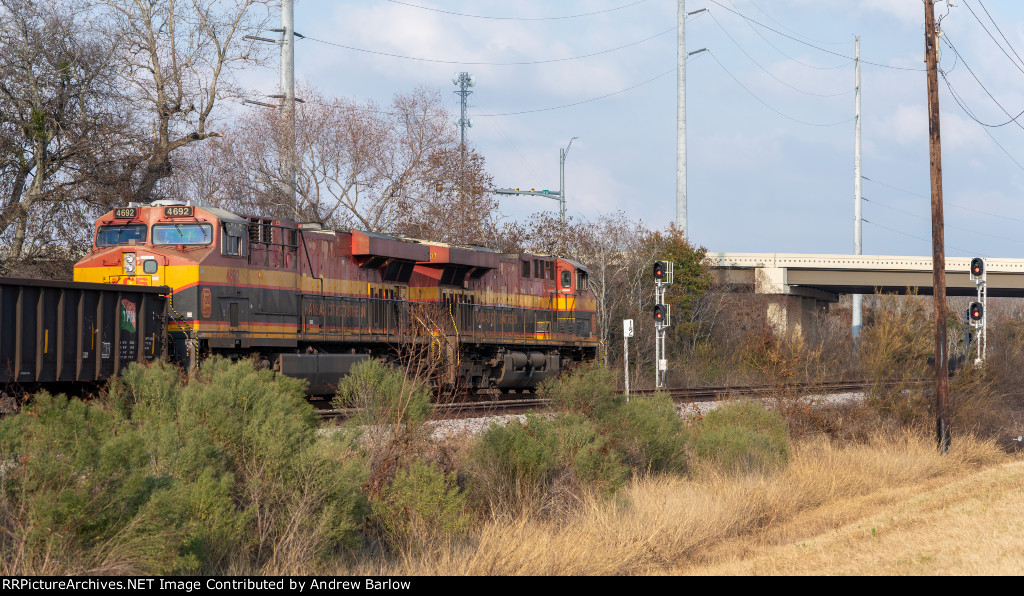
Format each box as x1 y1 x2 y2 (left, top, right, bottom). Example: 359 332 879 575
453 72 475 161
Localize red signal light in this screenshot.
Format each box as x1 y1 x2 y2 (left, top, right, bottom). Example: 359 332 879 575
654 304 668 323
969 302 984 321
971 257 984 277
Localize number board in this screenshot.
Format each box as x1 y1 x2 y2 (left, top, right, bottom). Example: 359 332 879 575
113 207 137 219
164 205 194 217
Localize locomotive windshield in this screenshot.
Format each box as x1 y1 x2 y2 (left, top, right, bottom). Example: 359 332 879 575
152 223 213 246
96 224 147 246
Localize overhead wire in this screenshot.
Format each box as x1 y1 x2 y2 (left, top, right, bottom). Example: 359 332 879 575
303 24 680 66
708 11 853 97
863 196 1024 248
862 176 1024 225
474 58 699 117
862 218 976 255
724 3 852 70
940 33 1024 129
745 0 848 46
961 0 1024 76
706 50 854 127
708 0 924 71
977 0 1024 71
384 0 651 21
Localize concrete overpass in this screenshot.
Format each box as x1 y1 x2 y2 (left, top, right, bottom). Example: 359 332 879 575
705 253 1024 337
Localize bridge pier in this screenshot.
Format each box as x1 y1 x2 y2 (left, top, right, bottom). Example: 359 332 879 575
766 294 833 340
755 267 838 341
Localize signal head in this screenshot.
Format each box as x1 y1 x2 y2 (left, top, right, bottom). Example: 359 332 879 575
969 301 984 322
654 303 668 323
970 257 985 278
653 261 667 280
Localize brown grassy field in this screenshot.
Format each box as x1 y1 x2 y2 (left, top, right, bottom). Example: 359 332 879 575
341 432 1019 576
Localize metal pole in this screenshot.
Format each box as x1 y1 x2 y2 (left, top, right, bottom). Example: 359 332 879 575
925 0 951 454
853 36 863 339
281 0 297 220
677 0 687 238
624 333 630 399
560 148 566 226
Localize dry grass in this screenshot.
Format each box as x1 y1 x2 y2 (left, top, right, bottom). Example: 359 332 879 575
334 432 1010 575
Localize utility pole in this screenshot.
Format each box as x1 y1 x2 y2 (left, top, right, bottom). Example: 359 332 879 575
281 0 297 220
495 137 576 228
678 0 687 238
677 3 707 240
925 0 951 454
853 36 863 339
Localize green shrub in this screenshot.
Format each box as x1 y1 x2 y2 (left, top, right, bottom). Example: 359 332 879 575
0 358 368 575
370 460 468 552
539 362 622 418
468 411 629 514
0 392 185 574
335 358 431 425
690 401 790 475
603 393 689 475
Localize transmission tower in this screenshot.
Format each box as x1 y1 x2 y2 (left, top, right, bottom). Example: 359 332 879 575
453 72 475 160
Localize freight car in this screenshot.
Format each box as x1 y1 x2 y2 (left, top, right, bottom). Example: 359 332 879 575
71 199 598 394
0 277 168 391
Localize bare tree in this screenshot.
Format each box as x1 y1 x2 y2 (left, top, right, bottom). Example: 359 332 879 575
98 0 275 202
0 0 123 264
177 84 498 238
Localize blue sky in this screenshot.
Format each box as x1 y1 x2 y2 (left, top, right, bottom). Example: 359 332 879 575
240 0 1024 259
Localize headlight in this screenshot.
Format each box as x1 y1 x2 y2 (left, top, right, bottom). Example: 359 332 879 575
124 253 136 274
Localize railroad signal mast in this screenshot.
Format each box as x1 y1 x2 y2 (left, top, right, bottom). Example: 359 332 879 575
969 257 987 365
653 261 673 389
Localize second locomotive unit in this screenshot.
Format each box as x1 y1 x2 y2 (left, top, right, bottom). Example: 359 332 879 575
73 200 599 393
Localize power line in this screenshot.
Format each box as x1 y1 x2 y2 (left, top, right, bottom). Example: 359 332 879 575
864 196 1024 247
706 51 854 127
384 0 651 21
708 0 924 72
977 0 1024 72
862 176 1024 224
962 0 1024 76
474 58 702 117
303 24 680 66
744 0 848 46
862 218 976 255
940 34 1024 130
708 12 853 98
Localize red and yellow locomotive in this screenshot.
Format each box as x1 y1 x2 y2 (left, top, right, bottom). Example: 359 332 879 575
73 200 599 393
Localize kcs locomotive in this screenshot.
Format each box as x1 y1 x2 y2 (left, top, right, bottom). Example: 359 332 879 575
72 200 599 393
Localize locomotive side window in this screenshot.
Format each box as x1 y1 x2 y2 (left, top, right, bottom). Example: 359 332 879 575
546 261 554 280
96 224 147 247
222 223 248 257
578 271 589 291
152 223 213 245
522 260 530 277
561 270 571 289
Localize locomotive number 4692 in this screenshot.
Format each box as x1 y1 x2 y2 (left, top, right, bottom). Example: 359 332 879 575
164 206 194 217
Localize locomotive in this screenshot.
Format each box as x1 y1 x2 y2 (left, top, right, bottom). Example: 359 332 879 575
72 200 599 394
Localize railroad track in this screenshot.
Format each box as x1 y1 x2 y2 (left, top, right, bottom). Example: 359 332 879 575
632 380 876 402
315 380 876 422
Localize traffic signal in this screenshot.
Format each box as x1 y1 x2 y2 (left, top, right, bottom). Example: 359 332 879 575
435 182 443 192
653 261 667 280
970 257 985 280
969 302 984 322
654 303 670 326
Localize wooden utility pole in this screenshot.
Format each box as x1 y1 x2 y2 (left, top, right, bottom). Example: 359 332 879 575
925 1 951 454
